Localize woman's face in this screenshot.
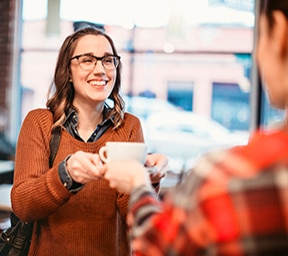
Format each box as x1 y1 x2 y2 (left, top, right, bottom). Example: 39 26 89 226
70 34 117 108
256 13 288 109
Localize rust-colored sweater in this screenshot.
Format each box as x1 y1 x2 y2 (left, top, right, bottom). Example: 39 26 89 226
11 109 144 256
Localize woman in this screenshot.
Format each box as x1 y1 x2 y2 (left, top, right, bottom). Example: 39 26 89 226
11 27 167 255
100 1 288 255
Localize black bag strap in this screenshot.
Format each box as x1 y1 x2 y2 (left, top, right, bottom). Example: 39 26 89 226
0 125 62 254
49 126 61 168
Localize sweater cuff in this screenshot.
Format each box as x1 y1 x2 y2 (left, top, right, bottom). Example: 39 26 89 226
58 155 84 193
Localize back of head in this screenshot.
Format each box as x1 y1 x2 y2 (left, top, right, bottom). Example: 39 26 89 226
260 0 288 26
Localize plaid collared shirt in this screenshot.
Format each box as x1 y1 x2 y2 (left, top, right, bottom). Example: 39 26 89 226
128 129 288 255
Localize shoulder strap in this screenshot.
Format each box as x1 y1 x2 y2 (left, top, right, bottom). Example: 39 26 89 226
1 126 61 234
49 127 61 168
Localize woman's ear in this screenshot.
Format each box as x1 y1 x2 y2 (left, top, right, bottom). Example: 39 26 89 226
272 11 288 57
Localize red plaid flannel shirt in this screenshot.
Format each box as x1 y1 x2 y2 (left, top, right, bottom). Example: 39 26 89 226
128 129 288 255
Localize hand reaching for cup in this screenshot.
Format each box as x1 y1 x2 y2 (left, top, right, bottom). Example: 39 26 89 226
99 160 151 194
99 153 169 194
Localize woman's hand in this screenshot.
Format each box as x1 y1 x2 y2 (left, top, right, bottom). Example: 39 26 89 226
65 151 103 184
145 153 169 184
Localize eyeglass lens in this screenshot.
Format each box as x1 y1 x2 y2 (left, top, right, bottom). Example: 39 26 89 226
78 55 119 70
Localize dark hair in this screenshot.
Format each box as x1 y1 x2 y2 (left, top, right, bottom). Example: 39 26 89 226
259 0 288 27
46 27 125 129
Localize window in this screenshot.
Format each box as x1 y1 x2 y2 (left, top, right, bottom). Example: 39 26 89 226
22 0 282 169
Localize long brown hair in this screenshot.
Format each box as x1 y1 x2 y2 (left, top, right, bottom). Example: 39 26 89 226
46 27 125 130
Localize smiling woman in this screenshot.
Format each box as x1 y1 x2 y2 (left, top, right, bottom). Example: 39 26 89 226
11 26 166 255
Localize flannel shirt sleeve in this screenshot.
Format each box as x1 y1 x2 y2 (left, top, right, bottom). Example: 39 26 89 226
128 135 288 255
127 181 207 256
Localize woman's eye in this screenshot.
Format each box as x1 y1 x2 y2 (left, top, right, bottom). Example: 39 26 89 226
104 57 113 63
81 57 94 63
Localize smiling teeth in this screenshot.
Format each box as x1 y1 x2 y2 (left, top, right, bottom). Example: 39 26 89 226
90 81 106 86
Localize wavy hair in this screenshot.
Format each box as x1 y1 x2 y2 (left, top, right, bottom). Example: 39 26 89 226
46 27 125 130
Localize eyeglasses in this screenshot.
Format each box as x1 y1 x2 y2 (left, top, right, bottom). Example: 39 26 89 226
70 54 121 71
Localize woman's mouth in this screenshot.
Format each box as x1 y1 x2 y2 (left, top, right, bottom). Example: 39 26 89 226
89 80 106 86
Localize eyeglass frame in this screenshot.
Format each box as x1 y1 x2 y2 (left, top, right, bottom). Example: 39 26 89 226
70 53 121 71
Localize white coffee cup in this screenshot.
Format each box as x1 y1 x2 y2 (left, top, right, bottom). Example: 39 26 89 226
99 142 148 164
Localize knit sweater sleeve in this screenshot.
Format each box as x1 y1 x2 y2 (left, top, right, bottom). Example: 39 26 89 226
11 109 71 222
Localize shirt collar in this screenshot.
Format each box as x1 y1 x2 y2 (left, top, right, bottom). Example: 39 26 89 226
63 105 113 127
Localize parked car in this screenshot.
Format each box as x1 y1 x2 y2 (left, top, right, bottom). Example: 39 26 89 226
144 111 249 167
123 95 182 120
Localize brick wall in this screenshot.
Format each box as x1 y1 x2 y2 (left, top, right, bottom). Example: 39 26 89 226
0 0 15 117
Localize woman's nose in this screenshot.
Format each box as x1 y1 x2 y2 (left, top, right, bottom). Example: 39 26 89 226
93 60 105 73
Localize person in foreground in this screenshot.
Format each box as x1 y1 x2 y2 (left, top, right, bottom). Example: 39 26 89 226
11 27 166 255
100 1 288 255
